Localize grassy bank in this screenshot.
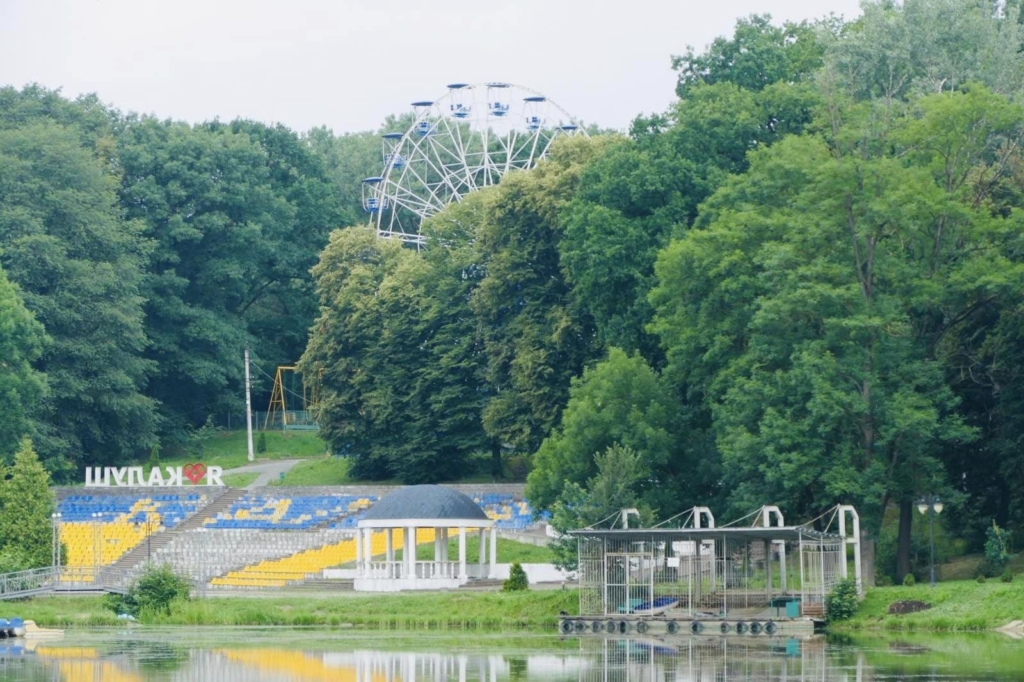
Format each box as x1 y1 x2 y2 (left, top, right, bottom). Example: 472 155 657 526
271 455 350 486
839 579 1024 631
159 430 327 471
16 590 577 630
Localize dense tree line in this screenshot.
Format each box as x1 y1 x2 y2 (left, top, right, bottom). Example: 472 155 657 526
0 87 374 477
304 0 1024 579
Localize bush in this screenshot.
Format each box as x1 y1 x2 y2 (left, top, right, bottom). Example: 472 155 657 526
503 562 529 592
256 432 267 454
977 574 987 584
1000 569 1014 583
982 522 1011 577
106 563 191 618
903 572 916 586
824 578 859 622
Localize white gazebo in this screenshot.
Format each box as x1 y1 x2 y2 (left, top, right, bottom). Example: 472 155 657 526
353 485 497 591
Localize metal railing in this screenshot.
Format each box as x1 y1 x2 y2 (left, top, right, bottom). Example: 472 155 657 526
0 566 134 600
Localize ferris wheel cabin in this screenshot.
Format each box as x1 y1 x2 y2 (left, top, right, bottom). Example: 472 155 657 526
524 96 547 131
487 82 511 117
381 132 406 169
447 83 472 119
361 177 386 213
411 101 435 136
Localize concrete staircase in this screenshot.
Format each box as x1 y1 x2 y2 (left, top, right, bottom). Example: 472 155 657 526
458 578 504 591
289 578 354 592
103 488 246 576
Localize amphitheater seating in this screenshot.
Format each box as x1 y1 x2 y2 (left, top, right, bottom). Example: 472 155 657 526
206 494 376 530
56 493 208 575
474 494 539 530
211 528 435 588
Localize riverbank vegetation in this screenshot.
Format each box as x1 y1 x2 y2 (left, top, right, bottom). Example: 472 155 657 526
19 590 577 630
837 580 1024 632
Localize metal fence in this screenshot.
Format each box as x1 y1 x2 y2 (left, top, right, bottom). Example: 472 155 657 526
0 566 134 600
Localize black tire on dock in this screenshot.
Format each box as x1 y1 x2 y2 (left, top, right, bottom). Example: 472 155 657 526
690 621 703 634
591 620 602 633
561 620 574 634
735 621 748 634
605 620 617 634
750 621 762 635
636 620 649 634
574 620 586 633
618 621 630 634
765 620 778 635
720 621 731 634
666 620 679 634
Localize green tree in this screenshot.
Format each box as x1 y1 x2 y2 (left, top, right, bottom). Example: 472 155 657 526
0 438 55 570
116 116 341 439
526 349 684 513
651 87 1024 576
672 14 828 97
548 444 655 570
0 265 47 459
470 137 608 456
0 120 156 475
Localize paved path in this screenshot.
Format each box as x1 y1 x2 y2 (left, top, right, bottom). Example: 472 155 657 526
222 459 303 488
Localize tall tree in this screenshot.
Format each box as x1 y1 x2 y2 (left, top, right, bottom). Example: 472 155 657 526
0 265 47 460
0 121 156 476
0 438 56 570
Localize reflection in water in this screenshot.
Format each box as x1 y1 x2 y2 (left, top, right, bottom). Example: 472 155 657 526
0 634 1020 681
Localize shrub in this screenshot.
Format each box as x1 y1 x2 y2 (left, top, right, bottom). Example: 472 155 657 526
903 573 916 586
824 578 859 622
256 432 267 454
982 522 1010 577
1000 569 1014 583
106 563 192 618
503 562 529 592
977 574 987 584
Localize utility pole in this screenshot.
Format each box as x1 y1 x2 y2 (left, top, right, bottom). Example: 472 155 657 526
245 348 255 462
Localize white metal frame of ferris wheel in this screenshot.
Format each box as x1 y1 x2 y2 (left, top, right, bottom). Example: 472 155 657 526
365 83 585 245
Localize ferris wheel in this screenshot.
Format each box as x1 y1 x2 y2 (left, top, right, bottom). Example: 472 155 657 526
362 83 586 245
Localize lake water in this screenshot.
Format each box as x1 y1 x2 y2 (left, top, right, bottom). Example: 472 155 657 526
1 629 1022 681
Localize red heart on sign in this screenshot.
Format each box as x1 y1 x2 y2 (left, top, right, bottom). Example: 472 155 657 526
183 463 207 484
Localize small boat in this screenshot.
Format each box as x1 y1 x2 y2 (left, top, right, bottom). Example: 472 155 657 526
633 597 680 616
22 621 63 639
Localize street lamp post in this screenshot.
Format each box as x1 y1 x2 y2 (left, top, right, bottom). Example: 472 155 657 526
917 496 944 587
50 512 62 570
91 512 104 583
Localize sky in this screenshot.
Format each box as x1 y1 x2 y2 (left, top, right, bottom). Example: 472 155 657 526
0 0 863 134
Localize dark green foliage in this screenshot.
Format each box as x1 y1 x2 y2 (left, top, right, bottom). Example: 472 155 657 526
825 578 859 622
256 432 267 455
977 574 987 584
1000 569 1014 583
106 563 191 617
0 438 55 569
903 573 917 587
502 563 529 592
0 265 46 459
0 113 157 475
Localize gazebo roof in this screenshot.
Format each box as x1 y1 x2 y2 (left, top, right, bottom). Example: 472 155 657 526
358 485 492 527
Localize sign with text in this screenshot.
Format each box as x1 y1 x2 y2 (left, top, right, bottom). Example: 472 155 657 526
85 463 224 487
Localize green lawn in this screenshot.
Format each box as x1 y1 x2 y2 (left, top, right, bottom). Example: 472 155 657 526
839 578 1024 631
271 455 350 486
221 472 258 487
18 590 577 629
157 430 327 470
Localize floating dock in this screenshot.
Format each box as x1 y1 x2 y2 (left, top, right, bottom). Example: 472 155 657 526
558 615 819 636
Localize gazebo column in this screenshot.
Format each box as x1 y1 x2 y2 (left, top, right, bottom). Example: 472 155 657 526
478 528 486 576
458 527 467 580
434 528 444 573
406 526 416 579
386 528 394 578
440 528 449 563
355 528 363 577
489 526 497 579
363 528 373 573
